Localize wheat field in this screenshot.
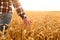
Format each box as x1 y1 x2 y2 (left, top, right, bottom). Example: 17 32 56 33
0 10 60 40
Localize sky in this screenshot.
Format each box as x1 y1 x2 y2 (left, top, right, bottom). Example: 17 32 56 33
15 0 60 11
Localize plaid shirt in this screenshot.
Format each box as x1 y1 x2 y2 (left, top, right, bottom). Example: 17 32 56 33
0 0 26 19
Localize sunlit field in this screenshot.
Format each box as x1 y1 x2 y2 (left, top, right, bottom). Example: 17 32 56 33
0 10 60 40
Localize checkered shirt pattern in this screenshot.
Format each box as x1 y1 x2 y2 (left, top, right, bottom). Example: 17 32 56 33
0 0 26 19
0 0 12 14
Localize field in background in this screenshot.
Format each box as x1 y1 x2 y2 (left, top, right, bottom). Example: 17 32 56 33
0 10 60 40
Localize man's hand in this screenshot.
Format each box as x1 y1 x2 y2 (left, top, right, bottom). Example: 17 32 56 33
23 17 31 28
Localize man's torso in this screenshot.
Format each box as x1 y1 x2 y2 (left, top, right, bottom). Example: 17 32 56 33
0 0 12 14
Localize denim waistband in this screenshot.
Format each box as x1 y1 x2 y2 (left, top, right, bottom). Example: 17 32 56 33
0 12 12 20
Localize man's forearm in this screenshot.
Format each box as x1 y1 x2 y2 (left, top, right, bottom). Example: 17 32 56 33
15 6 27 19
12 0 27 19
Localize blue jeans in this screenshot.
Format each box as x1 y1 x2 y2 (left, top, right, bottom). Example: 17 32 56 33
0 12 12 31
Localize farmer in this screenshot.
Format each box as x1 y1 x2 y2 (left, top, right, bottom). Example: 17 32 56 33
0 0 31 36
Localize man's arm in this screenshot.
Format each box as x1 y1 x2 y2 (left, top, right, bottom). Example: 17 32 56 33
12 0 27 19
12 0 31 27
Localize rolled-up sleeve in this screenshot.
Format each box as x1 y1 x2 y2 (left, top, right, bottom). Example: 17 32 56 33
12 0 27 19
